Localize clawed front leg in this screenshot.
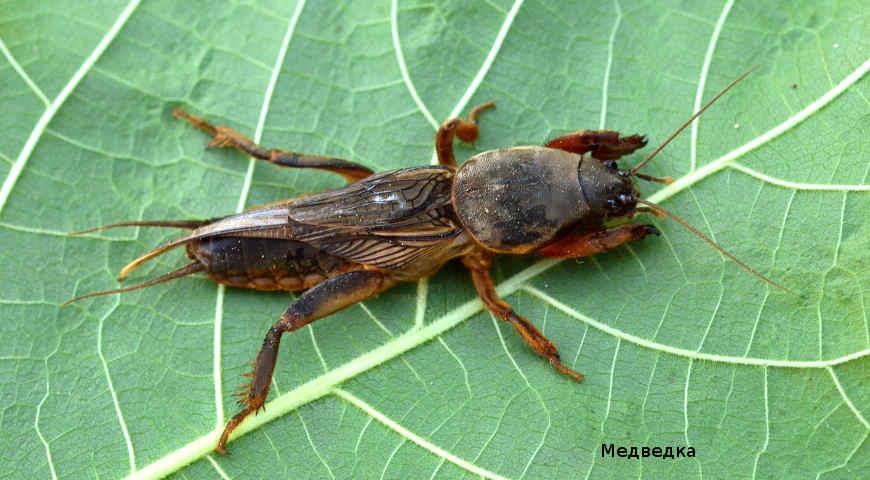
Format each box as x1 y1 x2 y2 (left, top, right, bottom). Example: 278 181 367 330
174 108 373 182
546 130 647 161
537 224 659 258
462 253 583 382
435 101 495 167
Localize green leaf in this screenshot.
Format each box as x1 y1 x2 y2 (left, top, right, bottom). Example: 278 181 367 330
2 0 868 478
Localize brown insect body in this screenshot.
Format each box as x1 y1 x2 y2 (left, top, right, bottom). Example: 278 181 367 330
180 166 473 284
68 70 783 454
181 148 636 291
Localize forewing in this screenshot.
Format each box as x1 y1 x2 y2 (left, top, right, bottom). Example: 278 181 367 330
286 167 463 269
173 167 463 271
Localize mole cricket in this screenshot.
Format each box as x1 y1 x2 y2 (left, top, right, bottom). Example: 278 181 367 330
67 68 786 453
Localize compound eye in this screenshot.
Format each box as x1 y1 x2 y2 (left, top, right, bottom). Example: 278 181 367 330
607 198 618 209
604 160 618 170
618 193 635 205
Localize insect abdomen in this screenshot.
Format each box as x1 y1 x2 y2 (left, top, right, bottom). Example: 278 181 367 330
186 237 353 291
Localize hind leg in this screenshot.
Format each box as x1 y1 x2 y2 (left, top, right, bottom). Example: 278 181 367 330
174 108 373 182
216 270 395 453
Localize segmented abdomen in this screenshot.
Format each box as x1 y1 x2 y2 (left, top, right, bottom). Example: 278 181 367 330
186 237 353 291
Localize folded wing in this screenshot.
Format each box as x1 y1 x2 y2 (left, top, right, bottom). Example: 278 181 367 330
176 166 463 272
286 166 463 269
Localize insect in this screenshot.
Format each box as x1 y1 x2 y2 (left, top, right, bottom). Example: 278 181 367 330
67 68 786 454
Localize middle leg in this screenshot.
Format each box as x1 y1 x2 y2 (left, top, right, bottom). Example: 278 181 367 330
462 252 583 382
435 101 495 167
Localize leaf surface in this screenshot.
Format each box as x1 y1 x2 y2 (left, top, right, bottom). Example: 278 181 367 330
1 1 868 479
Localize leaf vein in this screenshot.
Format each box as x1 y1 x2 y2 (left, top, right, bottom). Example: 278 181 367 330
212 0 308 428
689 0 734 171
391 0 438 130
601 338 620 431
97 302 136 474
0 37 50 106
0 0 142 217
34 359 58 480
598 0 622 130
309 325 329 372
299 410 337 480
827 367 870 429
415 277 428 329
523 286 870 367
489 315 552 480
334 388 510 480
751 367 769 480
205 455 231 480
729 163 870 191
437 337 472 397
447 0 524 121
814 430 869 479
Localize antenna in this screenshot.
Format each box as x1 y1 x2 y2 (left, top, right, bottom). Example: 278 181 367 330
629 65 759 175
638 199 792 294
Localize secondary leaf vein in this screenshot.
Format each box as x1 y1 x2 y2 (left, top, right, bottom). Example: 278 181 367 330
391 0 438 130
690 0 734 171
827 367 870 429
523 285 870 367
334 388 509 480
0 37 50 106
0 0 142 216
98 303 136 474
